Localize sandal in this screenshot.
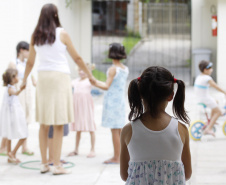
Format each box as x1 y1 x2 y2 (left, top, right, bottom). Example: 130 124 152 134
49 160 68 166
22 150 34 156
40 163 50 174
103 158 120 164
0 151 7 156
8 154 20 164
67 151 78 157
52 165 72 175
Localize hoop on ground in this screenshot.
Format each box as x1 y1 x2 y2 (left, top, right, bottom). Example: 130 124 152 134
19 160 75 170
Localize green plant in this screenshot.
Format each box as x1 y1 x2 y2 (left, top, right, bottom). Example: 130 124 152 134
186 59 191 67
65 0 73 8
123 36 141 55
92 69 107 82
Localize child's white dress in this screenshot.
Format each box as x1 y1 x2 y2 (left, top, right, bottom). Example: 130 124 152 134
126 117 185 185
0 84 27 139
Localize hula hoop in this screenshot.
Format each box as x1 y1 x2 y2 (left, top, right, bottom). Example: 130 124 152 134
19 160 75 170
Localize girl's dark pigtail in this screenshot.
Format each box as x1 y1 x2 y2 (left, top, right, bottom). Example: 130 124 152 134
128 79 143 121
173 80 190 124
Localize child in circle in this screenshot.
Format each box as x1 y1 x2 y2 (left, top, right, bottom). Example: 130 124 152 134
194 60 226 136
120 66 192 184
92 43 129 164
68 64 96 158
0 68 27 164
8 41 36 156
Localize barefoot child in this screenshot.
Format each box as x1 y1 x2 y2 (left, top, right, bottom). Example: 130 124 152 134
120 66 192 184
194 60 226 136
68 64 96 158
92 43 129 164
0 68 27 164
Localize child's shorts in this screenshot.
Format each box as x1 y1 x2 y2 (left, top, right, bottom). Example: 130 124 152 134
48 124 69 139
199 96 218 109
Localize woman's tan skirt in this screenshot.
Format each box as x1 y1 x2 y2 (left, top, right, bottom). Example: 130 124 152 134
36 71 74 125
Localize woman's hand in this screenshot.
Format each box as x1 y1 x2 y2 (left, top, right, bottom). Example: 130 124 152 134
31 75 37 87
20 81 26 90
89 76 96 86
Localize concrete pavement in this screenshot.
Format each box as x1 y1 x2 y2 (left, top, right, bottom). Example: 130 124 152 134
0 86 226 185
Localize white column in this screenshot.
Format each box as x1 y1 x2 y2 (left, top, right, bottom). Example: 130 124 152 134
217 0 226 86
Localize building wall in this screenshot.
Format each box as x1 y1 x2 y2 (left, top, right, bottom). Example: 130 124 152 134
191 0 217 82
217 0 226 87
0 0 91 98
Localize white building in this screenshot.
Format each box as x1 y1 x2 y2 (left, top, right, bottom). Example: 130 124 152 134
192 0 226 87
0 0 92 98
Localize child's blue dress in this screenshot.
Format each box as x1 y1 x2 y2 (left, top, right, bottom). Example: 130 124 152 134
102 65 129 129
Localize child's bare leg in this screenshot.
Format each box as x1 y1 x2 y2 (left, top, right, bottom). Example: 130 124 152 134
7 139 14 161
11 138 26 162
39 124 50 164
68 131 81 156
87 132 95 158
0 138 7 153
75 131 81 154
204 107 221 136
7 139 11 154
21 139 33 155
104 129 121 164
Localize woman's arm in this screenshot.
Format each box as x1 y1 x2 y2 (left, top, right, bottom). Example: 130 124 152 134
60 30 94 80
21 37 36 89
180 123 192 181
93 67 116 90
120 123 132 181
209 80 226 94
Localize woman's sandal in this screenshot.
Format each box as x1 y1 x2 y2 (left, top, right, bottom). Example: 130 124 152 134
40 163 50 174
52 165 72 175
49 159 68 166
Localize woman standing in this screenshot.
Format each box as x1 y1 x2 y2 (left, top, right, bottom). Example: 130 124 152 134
21 4 95 175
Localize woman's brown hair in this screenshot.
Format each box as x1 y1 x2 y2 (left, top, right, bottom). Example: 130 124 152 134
32 4 61 46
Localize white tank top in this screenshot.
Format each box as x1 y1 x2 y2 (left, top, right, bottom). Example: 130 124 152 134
35 27 70 74
127 117 183 162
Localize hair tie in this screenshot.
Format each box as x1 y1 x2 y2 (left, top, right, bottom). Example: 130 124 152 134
137 77 141 81
174 78 178 83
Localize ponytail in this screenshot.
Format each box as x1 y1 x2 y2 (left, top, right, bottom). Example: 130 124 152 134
128 79 143 121
173 80 190 124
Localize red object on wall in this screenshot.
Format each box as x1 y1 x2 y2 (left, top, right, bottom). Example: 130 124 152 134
212 15 217 37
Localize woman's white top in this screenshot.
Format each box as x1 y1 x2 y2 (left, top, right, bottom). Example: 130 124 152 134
34 27 70 74
126 117 186 185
